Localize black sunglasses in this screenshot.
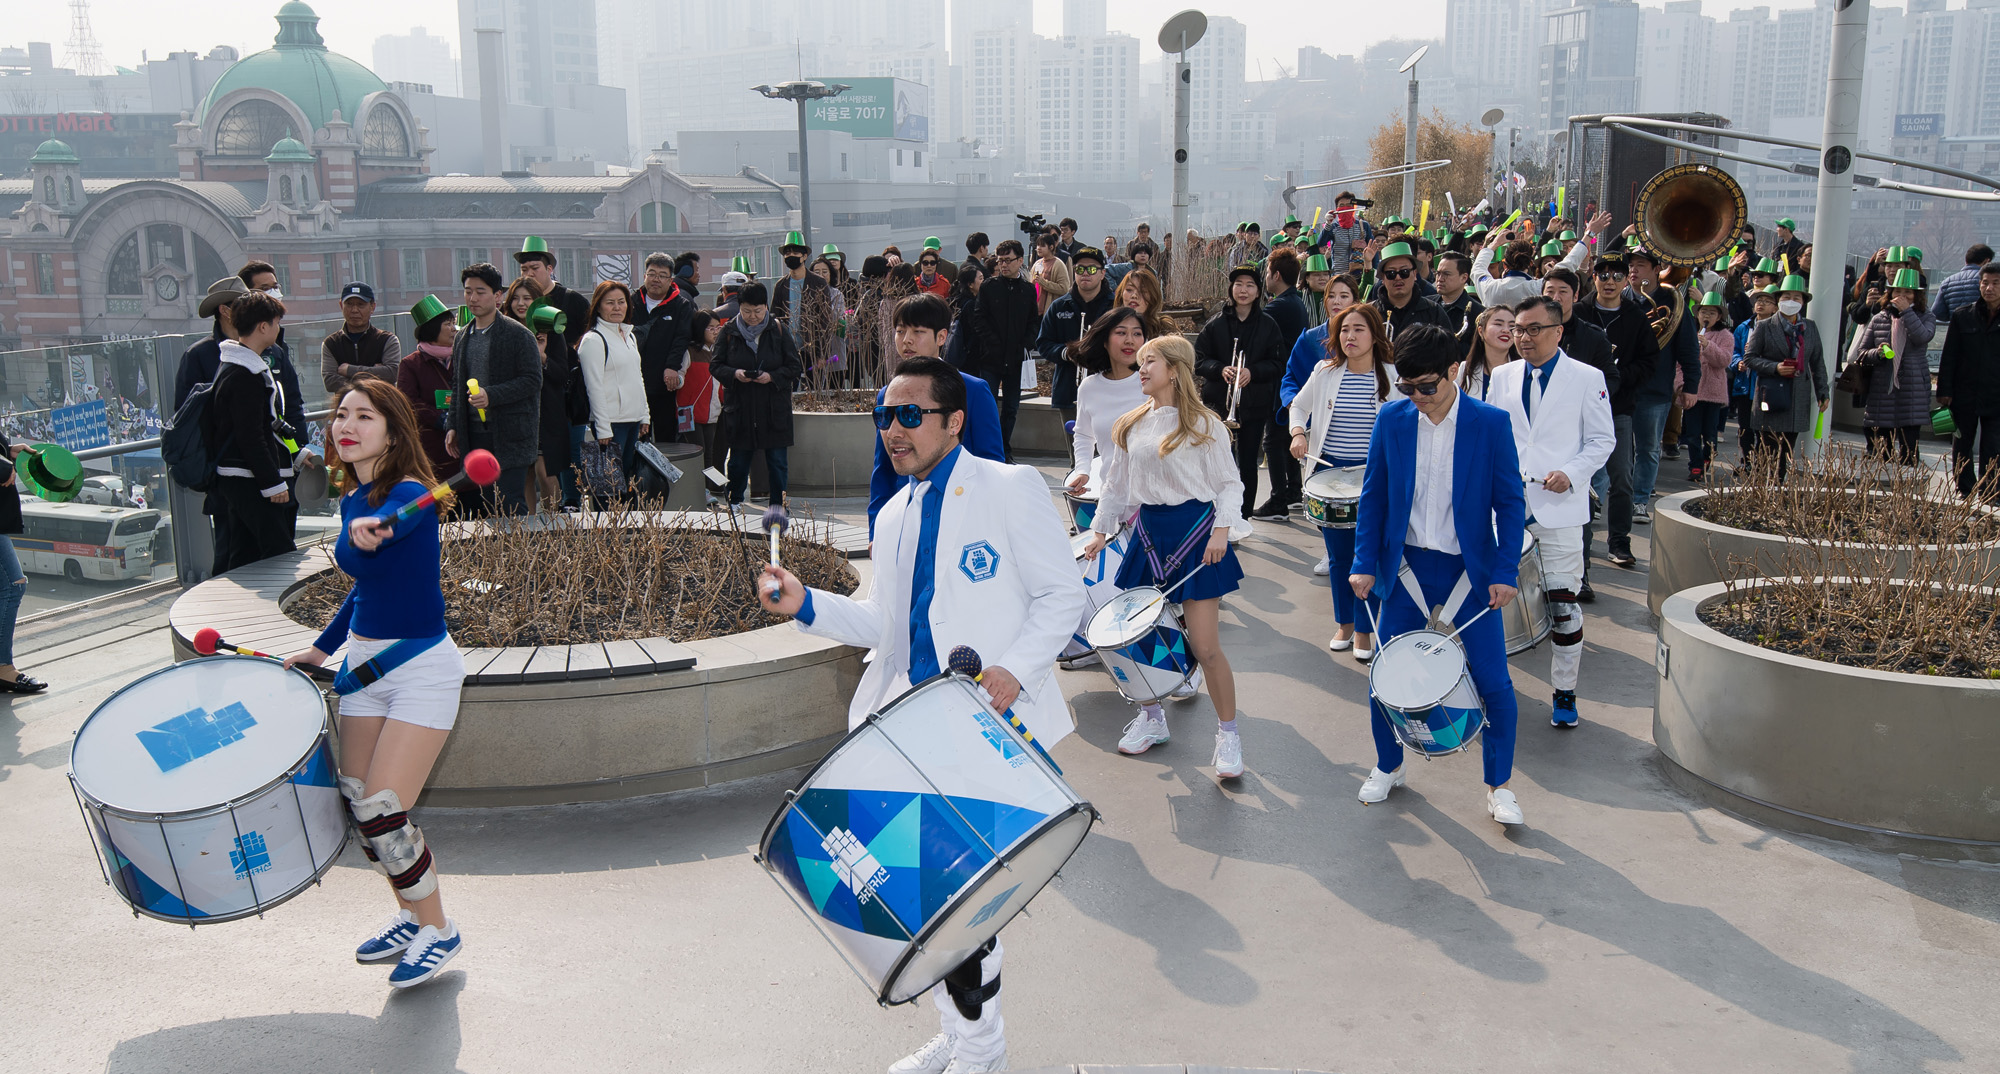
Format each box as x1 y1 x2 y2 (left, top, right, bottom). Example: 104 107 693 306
1380 267 1416 281
1595 269 1627 279
1395 378 1445 397
873 404 950 430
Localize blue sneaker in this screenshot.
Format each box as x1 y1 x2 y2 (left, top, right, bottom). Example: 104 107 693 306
388 922 462 988
1552 690 1580 728
355 910 421 963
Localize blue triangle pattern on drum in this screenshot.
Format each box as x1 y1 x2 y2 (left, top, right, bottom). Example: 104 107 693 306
866 797 923 870
294 741 338 788
110 845 210 919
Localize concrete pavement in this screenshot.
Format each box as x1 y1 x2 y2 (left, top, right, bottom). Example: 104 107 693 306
1 459 1995 1073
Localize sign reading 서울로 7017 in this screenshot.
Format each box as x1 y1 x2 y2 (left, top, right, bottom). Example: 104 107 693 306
803 78 929 142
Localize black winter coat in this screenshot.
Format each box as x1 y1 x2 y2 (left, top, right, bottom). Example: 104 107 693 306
1194 309 1285 417
632 283 695 435
1573 294 1659 415
1560 318 1622 402
972 276 1042 376
1371 293 1450 338
1939 302 2000 418
712 319 804 450
0 433 22 536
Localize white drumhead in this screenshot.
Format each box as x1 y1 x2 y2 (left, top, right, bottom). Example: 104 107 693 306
72 657 330 815
1086 587 1166 649
1304 464 1365 499
1371 631 1470 710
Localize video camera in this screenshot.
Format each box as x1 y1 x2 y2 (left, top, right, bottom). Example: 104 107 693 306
1016 212 1048 236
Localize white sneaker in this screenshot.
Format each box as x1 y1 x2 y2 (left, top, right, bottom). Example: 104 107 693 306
1358 766 1405 803
1168 678 1199 701
1117 710 1170 755
941 1053 1007 1073
1313 555 1332 576
1487 788 1524 825
1212 729 1244 778
888 1033 957 1074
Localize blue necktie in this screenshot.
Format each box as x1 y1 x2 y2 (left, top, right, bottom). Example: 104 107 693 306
1522 358 1556 424
908 481 943 682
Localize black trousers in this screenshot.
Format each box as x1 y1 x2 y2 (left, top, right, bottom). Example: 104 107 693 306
213 477 297 573
1231 408 1273 515
1864 424 1921 468
1261 413 1298 507
987 362 1024 462
1750 429 1799 483
1952 413 2000 499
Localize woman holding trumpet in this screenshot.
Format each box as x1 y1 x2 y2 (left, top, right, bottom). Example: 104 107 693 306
1194 265 1285 521
1290 303 1393 659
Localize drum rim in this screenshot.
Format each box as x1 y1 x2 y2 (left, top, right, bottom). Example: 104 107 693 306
69 655 334 815
1368 628 1470 707
878 802 1096 1006
1084 585 1169 647
1369 629 1486 758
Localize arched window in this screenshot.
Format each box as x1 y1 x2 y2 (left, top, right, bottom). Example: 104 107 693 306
42 176 55 202
214 99 293 156
279 175 293 203
107 234 142 295
362 105 411 157
63 176 75 202
638 202 678 233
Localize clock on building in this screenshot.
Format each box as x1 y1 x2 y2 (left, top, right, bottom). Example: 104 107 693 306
153 275 180 302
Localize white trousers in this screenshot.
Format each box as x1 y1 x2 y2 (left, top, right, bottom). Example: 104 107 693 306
1530 520 1584 691
932 938 1004 1064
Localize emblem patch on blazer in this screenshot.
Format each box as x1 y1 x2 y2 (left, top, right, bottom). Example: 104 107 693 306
958 541 1001 582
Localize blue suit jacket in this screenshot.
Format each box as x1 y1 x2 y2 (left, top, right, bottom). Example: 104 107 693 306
867 371 1005 536
1352 393 1527 599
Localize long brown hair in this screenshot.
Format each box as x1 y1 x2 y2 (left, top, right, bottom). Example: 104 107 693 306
1461 306 1521 393
502 277 540 324
1324 303 1392 401
587 280 633 330
1113 268 1172 338
337 379 438 508
1113 336 1221 456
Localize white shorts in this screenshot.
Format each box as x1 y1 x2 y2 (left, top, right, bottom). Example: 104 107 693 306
1529 520 1585 592
335 634 467 730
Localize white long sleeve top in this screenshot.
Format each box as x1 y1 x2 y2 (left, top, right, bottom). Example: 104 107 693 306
1092 405 1252 542
576 322 650 438
1474 238 1589 309
1069 369 1148 481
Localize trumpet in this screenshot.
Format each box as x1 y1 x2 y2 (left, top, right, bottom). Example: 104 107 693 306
1224 339 1245 429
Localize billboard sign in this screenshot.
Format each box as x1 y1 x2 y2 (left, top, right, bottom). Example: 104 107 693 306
1895 113 1943 137
806 78 929 142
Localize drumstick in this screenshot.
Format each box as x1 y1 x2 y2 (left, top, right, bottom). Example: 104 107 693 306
384 448 501 526
191 628 335 682
761 505 789 600
946 646 1062 774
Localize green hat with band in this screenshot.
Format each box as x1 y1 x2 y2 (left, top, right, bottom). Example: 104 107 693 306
1384 215 1410 228
514 235 553 263
1304 253 1330 273
822 244 843 259
1890 267 1924 290
21 443 82 501
528 305 568 335
1752 257 1783 276
1698 290 1726 308
410 294 451 328
1779 274 1810 294
1378 241 1417 267
1539 241 1562 258
1755 283 1781 298
1271 235 1292 247
780 231 808 252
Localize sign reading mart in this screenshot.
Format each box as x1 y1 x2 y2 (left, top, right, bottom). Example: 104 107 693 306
805 77 929 143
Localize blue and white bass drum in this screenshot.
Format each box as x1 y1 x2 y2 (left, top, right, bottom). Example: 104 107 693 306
756 673 1097 1005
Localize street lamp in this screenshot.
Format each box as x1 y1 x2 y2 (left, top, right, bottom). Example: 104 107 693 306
1397 46 1429 219
1158 11 1207 243
752 80 852 253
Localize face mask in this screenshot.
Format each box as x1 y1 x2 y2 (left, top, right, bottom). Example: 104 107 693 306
1778 299 1803 316
784 255 804 269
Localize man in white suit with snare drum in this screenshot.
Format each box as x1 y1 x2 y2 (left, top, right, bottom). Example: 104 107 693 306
760 355 1085 1074
1488 295 1616 728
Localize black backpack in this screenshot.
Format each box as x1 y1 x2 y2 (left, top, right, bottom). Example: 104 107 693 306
162 371 230 493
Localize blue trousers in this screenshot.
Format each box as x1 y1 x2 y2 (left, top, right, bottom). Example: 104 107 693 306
1315 454 1376 628
1369 544 1519 788
0 536 22 666
1631 396 1671 506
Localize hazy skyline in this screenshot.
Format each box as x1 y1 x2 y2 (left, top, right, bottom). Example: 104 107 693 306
15 0 1835 89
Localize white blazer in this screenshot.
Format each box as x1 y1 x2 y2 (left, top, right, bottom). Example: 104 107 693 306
1488 351 1616 529
798 449 1088 746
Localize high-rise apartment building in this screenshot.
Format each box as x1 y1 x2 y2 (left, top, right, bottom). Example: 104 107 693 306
373 27 459 97
1030 31 1138 184
1638 1 1712 114
457 0 599 107
1539 1 1641 134
1183 16 1248 163
1446 0 1538 125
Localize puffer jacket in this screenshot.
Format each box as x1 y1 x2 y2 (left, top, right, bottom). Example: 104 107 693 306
1856 305 1937 429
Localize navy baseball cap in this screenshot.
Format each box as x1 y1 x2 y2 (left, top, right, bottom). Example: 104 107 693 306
340 282 376 303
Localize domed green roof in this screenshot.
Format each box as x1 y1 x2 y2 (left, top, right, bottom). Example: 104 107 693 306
197 3 387 137
266 135 314 163
29 139 79 164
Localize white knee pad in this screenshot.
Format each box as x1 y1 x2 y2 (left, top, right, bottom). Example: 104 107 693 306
339 776 389 877
349 787 438 902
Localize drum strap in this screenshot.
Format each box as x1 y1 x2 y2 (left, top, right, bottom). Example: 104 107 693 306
944 938 1001 1021
1133 505 1214 584
333 632 447 696
1396 564 1474 631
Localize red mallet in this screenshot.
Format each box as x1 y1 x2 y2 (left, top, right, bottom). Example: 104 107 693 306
386 448 502 525
192 628 335 682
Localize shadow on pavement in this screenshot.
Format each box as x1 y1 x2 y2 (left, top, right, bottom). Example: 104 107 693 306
105 973 467 1074
1054 833 1258 1006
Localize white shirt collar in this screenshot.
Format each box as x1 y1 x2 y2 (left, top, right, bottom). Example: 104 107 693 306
1423 390 1460 429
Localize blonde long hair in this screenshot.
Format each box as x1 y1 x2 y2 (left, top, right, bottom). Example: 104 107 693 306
1113 335 1220 456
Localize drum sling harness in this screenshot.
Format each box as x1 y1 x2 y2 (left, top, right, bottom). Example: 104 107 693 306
944 938 1001 1020
332 632 447 696
1131 505 1214 589
1397 563 1474 634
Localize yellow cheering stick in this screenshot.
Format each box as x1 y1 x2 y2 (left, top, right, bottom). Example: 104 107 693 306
1500 209 1524 232
1556 186 1566 223
466 378 486 422
1417 199 1431 236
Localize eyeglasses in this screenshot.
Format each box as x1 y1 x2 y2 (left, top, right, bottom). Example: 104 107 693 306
919 259 940 268
1512 321 1560 337
873 404 951 430
1595 270 1627 280
1395 378 1445 397
1380 268 1415 281
995 255 1021 265
1074 265 1104 276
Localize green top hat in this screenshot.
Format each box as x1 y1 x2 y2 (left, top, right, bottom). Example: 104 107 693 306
1284 213 1301 225
1752 257 1783 276
780 230 808 252
1775 217 1797 231
1384 215 1410 228
922 236 943 251
1779 274 1810 294
1378 241 1417 267
410 294 451 328
1886 246 1909 264
514 236 553 263
528 306 568 336
456 304 476 327
1304 253 1331 273
21 443 82 501
1540 241 1562 258
1890 267 1924 291
731 255 752 275
822 244 843 259
1699 290 1727 308
1755 283 1781 298
1558 230 1579 241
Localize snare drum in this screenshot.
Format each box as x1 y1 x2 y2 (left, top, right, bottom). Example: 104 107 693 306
1085 587 1199 704
69 656 348 924
1369 629 1487 758
1060 529 1129 661
1302 465 1366 529
1503 534 1551 655
1063 459 1103 534
756 674 1096 1005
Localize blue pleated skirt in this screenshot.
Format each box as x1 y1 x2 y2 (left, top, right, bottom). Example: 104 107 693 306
1114 500 1244 601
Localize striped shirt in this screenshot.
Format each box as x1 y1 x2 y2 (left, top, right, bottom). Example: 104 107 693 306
1318 368 1383 463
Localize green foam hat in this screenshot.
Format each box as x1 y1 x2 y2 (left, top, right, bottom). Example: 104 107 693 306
1378 241 1417 267
21 443 82 501
1384 215 1410 228
1558 230 1578 241
514 235 552 263
780 230 808 252
528 305 568 336
1271 235 1292 247
1775 217 1797 231
1539 241 1562 258
1907 246 1925 263
1698 290 1726 308
822 244 843 259
922 236 943 251
410 294 451 328
1779 274 1810 294
1891 268 1924 291
1752 257 1782 276
1304 253 1330 273
1284 213 1301 225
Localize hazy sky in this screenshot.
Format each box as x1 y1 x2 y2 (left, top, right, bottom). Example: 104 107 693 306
15 0 1833 82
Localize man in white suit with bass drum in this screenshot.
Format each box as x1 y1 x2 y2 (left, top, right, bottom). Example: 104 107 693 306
761 355 1086 1074
1488 296 1616 728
